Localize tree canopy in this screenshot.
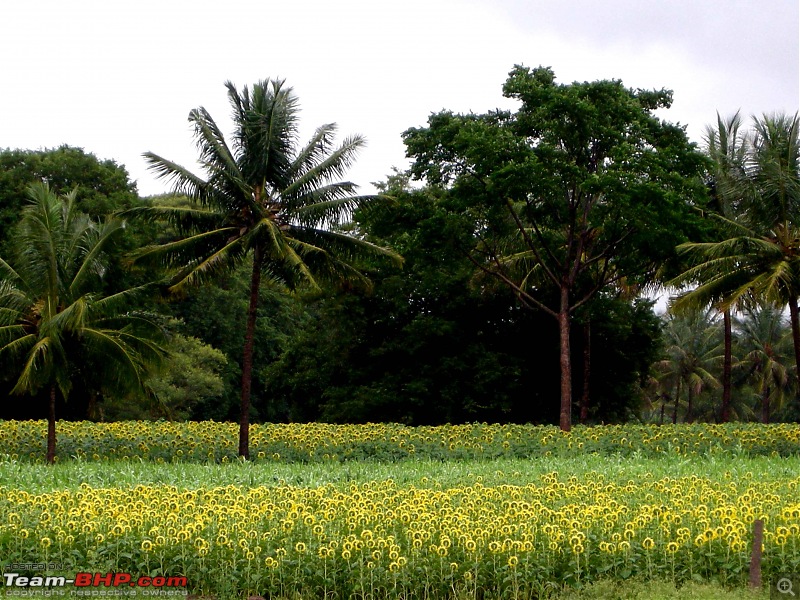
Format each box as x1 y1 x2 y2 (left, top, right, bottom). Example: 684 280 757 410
403 65 709 430
0 146 138 252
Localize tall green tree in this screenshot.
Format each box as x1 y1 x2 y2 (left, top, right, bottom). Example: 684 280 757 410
670 113 751 422
127 79 400 458
404 66 707 430
0 183 164 463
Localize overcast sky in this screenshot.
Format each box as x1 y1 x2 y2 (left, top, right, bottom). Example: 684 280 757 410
1 0 797 197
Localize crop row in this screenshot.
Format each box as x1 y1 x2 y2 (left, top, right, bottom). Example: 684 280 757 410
1 473 798 598
2 421 800 463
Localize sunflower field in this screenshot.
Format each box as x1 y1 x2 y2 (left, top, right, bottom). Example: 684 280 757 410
1 421 799 599
1 420 799 463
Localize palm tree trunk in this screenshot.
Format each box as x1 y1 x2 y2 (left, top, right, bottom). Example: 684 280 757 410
579 320 591 424
239 246 263 460
47 385 56 465
721 309 732 423
672 379 681 425
788 297 800 393
686 385 693 424
558 284 572 432
659 396 666 425
761 384 770 424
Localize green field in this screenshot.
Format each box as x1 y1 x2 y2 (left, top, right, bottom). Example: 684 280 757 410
1 422 798 599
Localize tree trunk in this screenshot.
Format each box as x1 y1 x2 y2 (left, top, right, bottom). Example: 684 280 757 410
672 379 681 425
239 246 263 460
579 320 591 424
721 309 732 423
686 385 693 424
659 397 666 425
788 298 800 394
761 384 770 424
558 284 572 432
47 385 56 465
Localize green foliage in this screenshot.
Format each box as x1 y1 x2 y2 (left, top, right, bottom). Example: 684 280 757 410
101 325 228 421
671 113 800 317
653 310 724 424
0 146 138 256
166 264 311 421
0 184 165 461
646 306 800 424
0 184 164 399
129 80 400 294
402 65 709 429
577 297 664 422
734 306 795 422
404 65 709 293
264 174 663 426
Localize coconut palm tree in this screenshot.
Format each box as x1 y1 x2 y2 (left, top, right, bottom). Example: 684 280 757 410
0 183 165 463
670 112 800 414
670 112 750 421
734 306 794 422
127 79 400 458
749 114 800 383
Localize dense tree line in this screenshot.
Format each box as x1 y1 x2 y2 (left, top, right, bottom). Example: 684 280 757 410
1 68 798 461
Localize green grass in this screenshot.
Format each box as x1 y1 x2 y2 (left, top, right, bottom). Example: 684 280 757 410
2 453 799 492
553 578 769 599
2 452 799 492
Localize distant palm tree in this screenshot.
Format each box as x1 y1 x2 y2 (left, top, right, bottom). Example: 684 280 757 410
655 311 722 424
735 306 794 422
0 183 164 463
127 79 400 458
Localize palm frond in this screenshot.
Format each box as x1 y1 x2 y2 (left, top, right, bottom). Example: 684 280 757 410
143 152 210 200
9 336 60 395
189 106 240 178
284 133 366 199
289 190 364 226
287 226 403 268
69 217 125 296
87 283 159 318
285 123 338 184
80 328 150 395
0 257 25 286
48 296 90 333
120 204 229 237
132 226 242 267
165 232 249 292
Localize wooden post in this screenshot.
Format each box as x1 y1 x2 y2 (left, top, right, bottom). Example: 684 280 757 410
749 519 764 588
